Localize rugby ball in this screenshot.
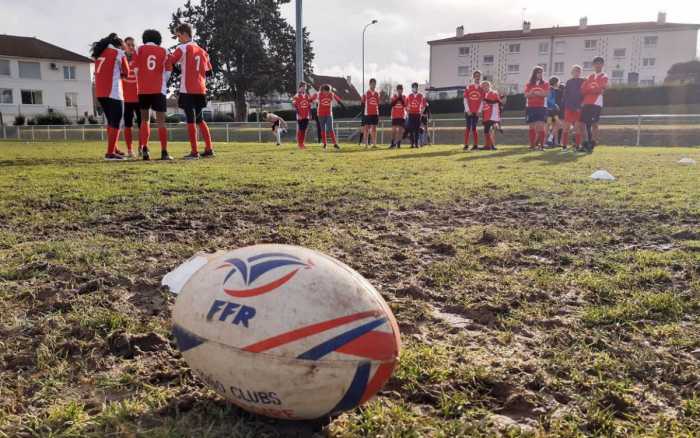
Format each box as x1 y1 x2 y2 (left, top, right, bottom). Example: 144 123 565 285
166 245 401 420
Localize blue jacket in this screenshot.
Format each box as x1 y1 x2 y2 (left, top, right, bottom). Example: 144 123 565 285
563 78 585 110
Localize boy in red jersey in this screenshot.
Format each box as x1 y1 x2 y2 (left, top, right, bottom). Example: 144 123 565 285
133 29 172 160
292 82 313 149
406 82 428 148
362 78 380 148
524 66 550 150
122 36 140 158
562 65 585 151
389 84 406 149
463 70 484 151
171 23 215 159
481 81 502 151
581 57 609 152
315 84 342 150
91 33 130 160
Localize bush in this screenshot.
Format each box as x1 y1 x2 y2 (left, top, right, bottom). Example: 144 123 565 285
13 115 25 126
211 112 235 122
27 118 36 126
76 117 86 125
34 111 71 125
88 116 98 124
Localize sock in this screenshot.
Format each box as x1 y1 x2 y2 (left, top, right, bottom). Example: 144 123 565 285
198 121 212 151
300 129 306 147
140 122 151 148
575 132 582 146
464 129 470 145
330 130 337 145
187 123 198 153
472 129 478 146
321 130 327 145
124 127 133 152
537 128 546 146
562 131 569 147
276 129 281 144
158 127 168 151
529 127 536 147
557 128 563 145
106 127 114 154
586 124 593 143
108 127 119 155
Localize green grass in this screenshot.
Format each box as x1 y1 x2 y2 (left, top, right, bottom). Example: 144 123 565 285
0 141 699 437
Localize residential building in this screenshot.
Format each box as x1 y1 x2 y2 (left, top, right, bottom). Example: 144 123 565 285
428 13 699 96
0 35 93 123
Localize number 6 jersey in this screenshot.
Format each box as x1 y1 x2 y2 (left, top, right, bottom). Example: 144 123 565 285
133 43 171 96
170 41 212 95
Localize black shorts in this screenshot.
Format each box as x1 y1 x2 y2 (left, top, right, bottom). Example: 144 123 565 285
483 121 497 134
465 114 479 130
139 94 167 112
391 118 405 127
581 105 602 124
271 120 280 131
297 119 309 131
123 101 141 128
526 107 547 124
178 93 207 111
363 115 379 126
407 114 421 131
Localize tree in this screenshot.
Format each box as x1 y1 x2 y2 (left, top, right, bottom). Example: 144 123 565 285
665 60 700 85
170 0 314 121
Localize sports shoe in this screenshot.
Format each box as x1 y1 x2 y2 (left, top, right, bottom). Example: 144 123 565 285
201 149 215 158
142 146 151 161
127 150 135 158
183 152 200 160
463 145 469 151
104 153 125 161
161 150 173 161
114 149 125 156
471 145 479 151
323 144 327 150
333 144 340 150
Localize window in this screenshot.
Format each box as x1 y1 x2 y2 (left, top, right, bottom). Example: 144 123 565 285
554 41 566 54
63 65 76 80
507 64 520 73
459 47 470 56
584 39 598 50
21 90 43 105
0 59 9 76
612 70 624 78
640 78 655 86
539 42 550 54
508 44 521 54
583 61 593 70
0 89 12 104
613 48 626 58
642 58 656 67
458 66 471 76
18 61 41 79
65 92 78 107
483 55 494 64
644 36 658 47
554 62 565 74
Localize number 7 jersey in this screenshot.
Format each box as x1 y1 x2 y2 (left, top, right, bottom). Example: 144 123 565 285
133 43 171 95
170 41 212 95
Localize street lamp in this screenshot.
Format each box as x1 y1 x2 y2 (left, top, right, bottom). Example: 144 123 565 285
362 19 378 96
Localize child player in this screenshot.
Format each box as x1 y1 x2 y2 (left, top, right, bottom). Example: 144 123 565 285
292 81 313 149
122 36 140 158
389 84 406 149
545 77 563 147
524 66 549 150
463 70 483 150
91 33 129 160
362 78 380 148
481 81 502 151
133 29 172 160
262 112 287 146
581 56 609 152
315 84 342 150
170 23 215 159
406 82 428 148
562 65 585 151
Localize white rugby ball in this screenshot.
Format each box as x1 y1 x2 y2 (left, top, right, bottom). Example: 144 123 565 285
168 244 401 420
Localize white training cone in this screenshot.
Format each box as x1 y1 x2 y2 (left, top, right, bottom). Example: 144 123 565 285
678 158 696 165
590 170 616 181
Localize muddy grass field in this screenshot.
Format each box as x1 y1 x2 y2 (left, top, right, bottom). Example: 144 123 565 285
0 141 699 437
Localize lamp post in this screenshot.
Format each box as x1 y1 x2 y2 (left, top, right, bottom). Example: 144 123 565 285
295 0 304 86
362 19 378 96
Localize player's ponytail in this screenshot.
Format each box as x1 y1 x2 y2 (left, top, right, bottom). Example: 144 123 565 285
91 33 122 59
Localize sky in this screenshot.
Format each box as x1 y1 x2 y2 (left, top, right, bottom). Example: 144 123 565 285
2 0 699 89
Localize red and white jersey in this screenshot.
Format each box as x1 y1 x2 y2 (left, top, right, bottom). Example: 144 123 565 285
170 41 212 95
581 72 609 107
121 58 138 103
94 45 129 100
464 83 484 113
316 91 341 117
292 93 313 120
362 90 380 116
406 93 427 115
390 94 406 119
482 91 502 122
133 43 171 95
525 81 550 108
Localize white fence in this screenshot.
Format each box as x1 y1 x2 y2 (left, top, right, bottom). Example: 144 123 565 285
1 114 699 146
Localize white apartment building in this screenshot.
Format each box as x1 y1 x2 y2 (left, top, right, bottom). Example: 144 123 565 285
0 35 93 123
428 13 699 97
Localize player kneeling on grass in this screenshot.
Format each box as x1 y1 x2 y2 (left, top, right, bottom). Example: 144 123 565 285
133 29 172 161
292 82 314 149
524 66 549 151
263 112 287 146
171 23 215 159
562 65 585 151
122 36 141 158
389 85 406 149
91 33 130 161
481 81 502 150
581 57 609 153
316 84 342 150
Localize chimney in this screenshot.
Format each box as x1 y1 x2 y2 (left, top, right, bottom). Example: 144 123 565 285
346 76 352 85
579 17 588 30
657 12 667 24
456 25 465 38
523 21 531 33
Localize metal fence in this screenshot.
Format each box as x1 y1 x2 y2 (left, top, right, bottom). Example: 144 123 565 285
1 114 699 146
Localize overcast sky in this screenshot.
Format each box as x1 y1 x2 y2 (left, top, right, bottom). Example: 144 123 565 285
2 0 699 88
